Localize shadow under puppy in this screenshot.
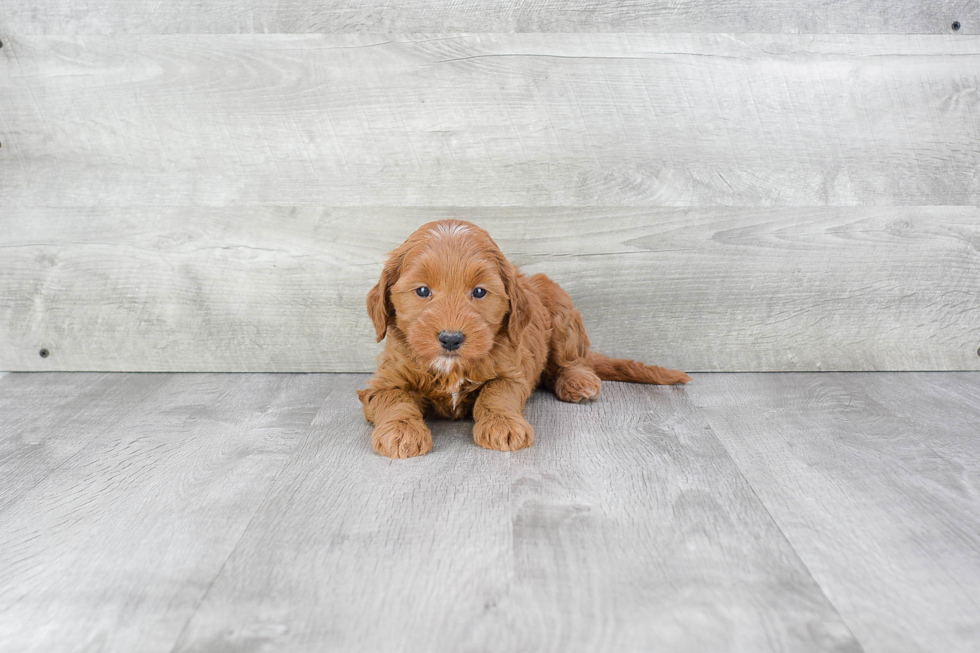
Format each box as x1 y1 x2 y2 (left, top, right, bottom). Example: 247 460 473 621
358 220 690 458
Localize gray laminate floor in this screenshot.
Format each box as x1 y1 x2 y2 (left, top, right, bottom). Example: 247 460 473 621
1 372 978 653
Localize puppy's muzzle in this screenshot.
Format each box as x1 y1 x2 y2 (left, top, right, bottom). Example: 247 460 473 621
438 331 465 352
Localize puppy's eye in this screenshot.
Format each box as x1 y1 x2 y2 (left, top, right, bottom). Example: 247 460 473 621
472 287 487 299
415 286 431 298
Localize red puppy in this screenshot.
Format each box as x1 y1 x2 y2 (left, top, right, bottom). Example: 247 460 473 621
358 220 690 458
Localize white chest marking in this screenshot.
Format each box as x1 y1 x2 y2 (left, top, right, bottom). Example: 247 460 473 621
430 356 457 376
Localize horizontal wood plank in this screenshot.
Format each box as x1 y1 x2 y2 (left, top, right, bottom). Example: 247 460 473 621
1 207 977 372
2 34 979 206
0 1 976 34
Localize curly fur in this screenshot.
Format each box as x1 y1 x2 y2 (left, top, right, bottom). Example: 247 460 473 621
358 220 690 458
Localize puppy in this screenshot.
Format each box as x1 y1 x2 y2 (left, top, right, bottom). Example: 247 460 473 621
358 220 690 458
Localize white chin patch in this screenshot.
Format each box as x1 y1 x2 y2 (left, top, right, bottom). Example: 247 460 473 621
430 356 458 376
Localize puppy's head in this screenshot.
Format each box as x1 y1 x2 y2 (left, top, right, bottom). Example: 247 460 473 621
367 220 529 375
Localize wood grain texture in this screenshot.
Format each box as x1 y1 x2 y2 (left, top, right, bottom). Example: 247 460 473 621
690 373 980 653
0 373 332 653
170 374 860 653
3 372 979 651
0 0 976 34
0 373 171 513
2 34 979 207
1 207 977 373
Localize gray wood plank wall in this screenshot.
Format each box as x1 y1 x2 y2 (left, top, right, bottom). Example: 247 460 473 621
0 1 976 34
4 35 980 207
2 207 978 372
1 5 978 372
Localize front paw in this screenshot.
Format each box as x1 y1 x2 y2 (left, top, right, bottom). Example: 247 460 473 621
473 413 535 452
372 419 433 459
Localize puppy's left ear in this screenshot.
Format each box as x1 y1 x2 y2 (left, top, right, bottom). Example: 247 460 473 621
500 259 532 344
367 253 402 342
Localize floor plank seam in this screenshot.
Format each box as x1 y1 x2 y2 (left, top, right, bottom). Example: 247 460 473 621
166 384 337 653
5 373 978 651
696 418 870 653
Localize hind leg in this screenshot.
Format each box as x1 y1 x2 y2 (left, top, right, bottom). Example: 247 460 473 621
529 274 602 403
554 365 602 403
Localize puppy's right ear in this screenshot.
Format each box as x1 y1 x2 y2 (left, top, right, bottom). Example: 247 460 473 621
367 253 402 342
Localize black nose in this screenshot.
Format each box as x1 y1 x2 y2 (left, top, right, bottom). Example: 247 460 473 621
438 331 465 352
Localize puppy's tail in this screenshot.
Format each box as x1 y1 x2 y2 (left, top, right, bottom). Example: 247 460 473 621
588 352 691 385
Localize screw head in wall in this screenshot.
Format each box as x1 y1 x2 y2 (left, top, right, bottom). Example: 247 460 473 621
952 21 961 31
39 348 50 358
